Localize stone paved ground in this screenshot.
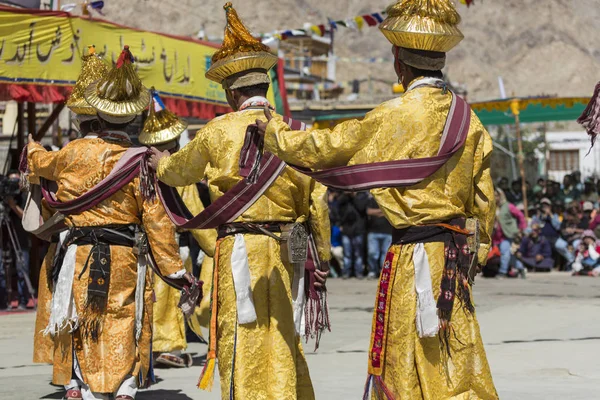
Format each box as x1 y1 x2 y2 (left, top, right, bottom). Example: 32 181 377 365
1 272 599 399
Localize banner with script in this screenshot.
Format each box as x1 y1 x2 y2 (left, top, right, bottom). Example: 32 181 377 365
0 7 275 106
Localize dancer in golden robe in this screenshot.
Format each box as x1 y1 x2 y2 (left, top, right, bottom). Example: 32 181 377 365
31 45 109 400
27 46 188 400
138 91 217 368
148 4 330 399
255 0 498 398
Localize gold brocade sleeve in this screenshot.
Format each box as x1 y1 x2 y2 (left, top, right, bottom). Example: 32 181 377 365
157 127 211 187
471 122 496 265
264 108 384 169
308 181 331 262
27 142 61 184
176 185 217 257
136 179 184 277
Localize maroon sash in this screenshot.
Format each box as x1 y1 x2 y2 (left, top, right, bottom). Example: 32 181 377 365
280 91 470 190
40 146 149 213
24 144 189 291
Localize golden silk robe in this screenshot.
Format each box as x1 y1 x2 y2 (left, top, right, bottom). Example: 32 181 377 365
152 184 216 353
28 137 183 394
33 202 57 364
264 82 498 399
157 108 331 400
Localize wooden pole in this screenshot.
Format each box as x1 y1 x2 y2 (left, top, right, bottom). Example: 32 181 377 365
514 113 529 219
34 102 65 141
27 102 40 293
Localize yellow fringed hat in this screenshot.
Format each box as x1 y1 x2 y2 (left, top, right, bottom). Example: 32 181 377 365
206 2 277 89
84 45 150 123
138 89 188 146
66 45 109 116
380 0 464 53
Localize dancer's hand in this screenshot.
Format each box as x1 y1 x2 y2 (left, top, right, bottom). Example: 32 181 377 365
148 147 168 171
254 105 273 136
28 134 35 144
314 262 330 289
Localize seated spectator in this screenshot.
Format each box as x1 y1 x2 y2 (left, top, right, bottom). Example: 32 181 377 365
497 176 510 193
581 201 594 229
572 230 600 276
493 188 527 278
483 245 501 278
581 178 599 204
555 208 585 269
532 198 561 246
515 224 553 274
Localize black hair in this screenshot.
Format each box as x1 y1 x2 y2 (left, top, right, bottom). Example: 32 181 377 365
236 83 270 98
7 169 19 176
406 66 443 80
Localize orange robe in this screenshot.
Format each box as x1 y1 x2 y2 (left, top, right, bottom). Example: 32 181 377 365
28 136 183 393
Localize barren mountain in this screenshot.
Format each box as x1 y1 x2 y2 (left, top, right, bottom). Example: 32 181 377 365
98 0 600 101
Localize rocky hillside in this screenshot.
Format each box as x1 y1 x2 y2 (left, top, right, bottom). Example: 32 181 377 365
97 0 600 101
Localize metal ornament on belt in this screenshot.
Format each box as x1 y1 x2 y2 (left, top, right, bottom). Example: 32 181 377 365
280 223 308 264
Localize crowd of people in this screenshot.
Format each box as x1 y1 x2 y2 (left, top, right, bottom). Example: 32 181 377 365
486 172 600 278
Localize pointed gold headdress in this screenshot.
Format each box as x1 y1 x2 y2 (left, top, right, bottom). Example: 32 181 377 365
206 2 277 89
380 0 464 53
138 88 187 146
66 45 109 116
84 45 150 123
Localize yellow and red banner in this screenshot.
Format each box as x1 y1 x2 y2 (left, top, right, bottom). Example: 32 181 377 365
0 7 275 114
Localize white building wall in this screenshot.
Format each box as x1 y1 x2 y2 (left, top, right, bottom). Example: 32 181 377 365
546 131 600 182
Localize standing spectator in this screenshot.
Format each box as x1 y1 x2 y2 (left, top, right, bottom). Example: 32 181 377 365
337 192 369 279
581 178 599 204
506 179 523 204
365 195 393 279
572 230 600 275
572 170 584 193
532 178 546 203
559 174 581 204
515 223 554 274
0 170 31 310
497 177 510 193
329 225 342 278
493 188 527 278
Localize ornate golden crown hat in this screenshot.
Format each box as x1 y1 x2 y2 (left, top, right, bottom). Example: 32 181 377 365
138 88 188 146
379 0 464 52
84 45 150 118
205 2 277 87
66 45 109 116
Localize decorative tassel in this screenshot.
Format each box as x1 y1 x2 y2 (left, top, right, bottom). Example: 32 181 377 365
140 151 156 202
18 144 30 190
363 375 395 400
578 82 600 148
198 356 216 390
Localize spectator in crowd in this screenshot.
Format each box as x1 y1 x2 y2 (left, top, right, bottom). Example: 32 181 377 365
365 194 393 279
572 230 600 276
515 223 554 274
532 178 546 203
0 170 31 310
533 198 562 247
329 224 342 278
493 188 527 278
497 177 510 193
559 174 581 204
337 192 369 279
581 178 599 204
506 179 523 204
572 170 584 193
555 206 585 269
581 201 594 229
